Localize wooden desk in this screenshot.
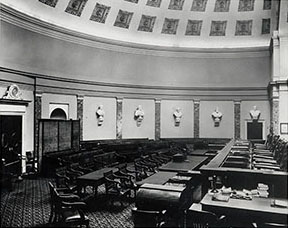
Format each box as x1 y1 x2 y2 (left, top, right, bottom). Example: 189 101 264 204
159 156 208 172
200 193 288 224
136 171 178 187
76 167 117 196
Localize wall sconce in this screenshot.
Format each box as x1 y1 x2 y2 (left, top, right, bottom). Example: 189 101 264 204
134 105 144 127
212 107 223 127
173 107 183 127
96 105 105 126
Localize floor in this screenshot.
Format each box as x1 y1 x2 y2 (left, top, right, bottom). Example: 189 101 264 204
0 177 134 228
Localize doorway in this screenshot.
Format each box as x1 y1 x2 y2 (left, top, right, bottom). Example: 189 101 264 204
0 115 22 175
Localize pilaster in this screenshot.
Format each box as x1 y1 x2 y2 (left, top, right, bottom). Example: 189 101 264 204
234 101 241 139
116 97 123 139
194 100 200 138
34 91 42 163
77 95 84 141
155 99 161 140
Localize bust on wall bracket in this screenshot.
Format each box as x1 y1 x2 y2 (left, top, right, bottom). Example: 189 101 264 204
249 105 261 122
134 105 144 127
173 107 183 127
2 84 23 100
96 105 105 126
211 107 223 127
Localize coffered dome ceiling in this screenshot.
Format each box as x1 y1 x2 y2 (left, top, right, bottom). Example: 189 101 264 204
1 0 278 49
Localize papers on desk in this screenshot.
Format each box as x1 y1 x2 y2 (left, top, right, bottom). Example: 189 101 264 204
212 193 230 202
230 190 252 200
272 200 288 208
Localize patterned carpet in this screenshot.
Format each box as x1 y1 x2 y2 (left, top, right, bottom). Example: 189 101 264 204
1 177 134 228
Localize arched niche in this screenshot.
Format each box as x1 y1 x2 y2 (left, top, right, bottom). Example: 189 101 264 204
50 108 67 120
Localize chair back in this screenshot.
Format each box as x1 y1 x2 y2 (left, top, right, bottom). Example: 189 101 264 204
186 210 218 228
103 170 115 193
132 208 163 228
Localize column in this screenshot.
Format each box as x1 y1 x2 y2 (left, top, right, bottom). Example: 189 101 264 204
116 97 123 139
194 100 200 138
234 101 241 139
155 99 161 140
77 95 84 141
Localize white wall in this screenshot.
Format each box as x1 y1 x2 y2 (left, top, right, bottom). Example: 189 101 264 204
199 101 234 138
161 100 194 138
83 96 116 140
122 99 155 139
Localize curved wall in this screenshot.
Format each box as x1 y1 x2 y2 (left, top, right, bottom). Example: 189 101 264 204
0 6 272 146
1 20 271 88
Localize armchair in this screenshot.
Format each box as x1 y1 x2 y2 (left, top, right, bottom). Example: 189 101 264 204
132 207 167 227
103 170 131 207
116 164 138 197
48 182 89 227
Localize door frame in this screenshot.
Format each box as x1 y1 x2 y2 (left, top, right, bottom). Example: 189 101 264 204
0 104 26 173
244 119 266 140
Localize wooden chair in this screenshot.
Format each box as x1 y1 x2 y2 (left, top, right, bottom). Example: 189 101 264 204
186 209 226 228
103 170 131 207
132 207 167 228
48 182 89 227
116 164 138 197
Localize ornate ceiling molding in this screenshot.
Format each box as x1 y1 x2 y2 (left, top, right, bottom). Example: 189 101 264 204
0 3 270 59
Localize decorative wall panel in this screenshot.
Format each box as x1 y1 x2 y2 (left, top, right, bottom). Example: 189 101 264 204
90 3 110 23
263 0 271 10
235 20 253 36
238 0 254 12
65 0 87 17
146 0 162 8
125 0 139 3
214 0 230 12
168 0 185 10
138 15 156 32
114 10 133 29
210 21 227 36
262 18 271 34
185 20 202 36
38 0 58 7
161 18 179 35
191 0 207 12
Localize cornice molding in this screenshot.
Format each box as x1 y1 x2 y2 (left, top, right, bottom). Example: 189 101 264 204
0 67 269 93
0 3 271 59
0 67 269 101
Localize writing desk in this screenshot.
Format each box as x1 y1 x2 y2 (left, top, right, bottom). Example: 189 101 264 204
76 167 118 196
200 193 288 224
159 155 208 172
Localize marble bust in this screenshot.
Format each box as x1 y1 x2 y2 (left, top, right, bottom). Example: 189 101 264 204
249 106 261 121
173 107 183 126
96 105 105 126
134 105 144 126
211 107 223 127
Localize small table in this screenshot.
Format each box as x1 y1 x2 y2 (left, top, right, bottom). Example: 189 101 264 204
76 167 118 196
159 156 208 172
200 193 288 225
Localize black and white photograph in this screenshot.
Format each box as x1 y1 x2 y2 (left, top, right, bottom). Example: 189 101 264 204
0 0 288 227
